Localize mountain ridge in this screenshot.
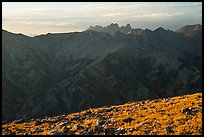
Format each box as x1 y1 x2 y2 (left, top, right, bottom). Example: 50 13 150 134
2 23 202 37
87 23 202 35
2 23 202 122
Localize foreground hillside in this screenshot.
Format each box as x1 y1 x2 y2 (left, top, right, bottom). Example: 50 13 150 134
2 92 202 135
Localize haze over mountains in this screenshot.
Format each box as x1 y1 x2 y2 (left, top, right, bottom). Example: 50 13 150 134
2 23 202 122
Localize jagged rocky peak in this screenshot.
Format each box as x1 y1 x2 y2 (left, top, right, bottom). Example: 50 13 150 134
129 28 144 35
83 29 94 35
88 25 104 31
154 27 166 32
126 23 131 28
122 23 132 30
87 23 133 34
121 24 133 33
108 23 119 27
106 23 120 33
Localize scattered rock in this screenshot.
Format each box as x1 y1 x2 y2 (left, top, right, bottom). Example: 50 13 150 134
178 120 185 125
97 120 106 126
81 114 86 120
80 131 93 135
115 107 119 112
152 99 159 103
148 105 156 109
190 106 200 112
181 107 191 113
195 95 202 99
115 128 125 135
186 111 193 115
61 126 69 133
87 123 92 127
185 133 193 135
140 101 145 104
47 130 66 135
8 132 16 135
57 131 66 135
96 113 104 119
169 102 174 105
165 127 174 133
94 125 104 133
56 121 69 128
144 130 151 135
76 124 84 130
165 121 174 125
123 117 134 123
128 128 133 132
149 130 157 135
70 116 80 121
139 122 146 126
96 117 106 126
13 119 24 124
99 108 113 113
55 115 65 122
70 131 79 135
84 110 92 115
2 120 7 124
35 120 43 126
165 98 170 102
146 99 151 103
34 128 44 133
152 118 157 122
181 107 196 115
47 130 57 135
104 128 115 135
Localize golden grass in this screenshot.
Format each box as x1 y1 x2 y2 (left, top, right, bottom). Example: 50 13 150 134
2 92 202 135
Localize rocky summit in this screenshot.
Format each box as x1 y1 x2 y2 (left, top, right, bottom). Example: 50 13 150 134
2 92 202 135
2 24 202 122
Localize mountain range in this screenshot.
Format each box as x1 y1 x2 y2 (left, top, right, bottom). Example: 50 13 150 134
2 23 202 122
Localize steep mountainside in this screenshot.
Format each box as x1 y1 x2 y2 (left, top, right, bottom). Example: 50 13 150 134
2 24 202 122
175 24 202 37
2 92 202 135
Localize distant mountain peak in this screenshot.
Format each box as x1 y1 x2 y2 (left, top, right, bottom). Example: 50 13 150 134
176 24 202 32
109 23 119 27
175 24 202 36
122 24 132 29
125 23 131 27
87 23 133 34
154 27 166 32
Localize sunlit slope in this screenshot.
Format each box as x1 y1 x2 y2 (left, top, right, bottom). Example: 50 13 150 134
2 92 202 135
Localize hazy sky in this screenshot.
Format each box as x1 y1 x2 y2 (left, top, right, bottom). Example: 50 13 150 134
2 2 202 36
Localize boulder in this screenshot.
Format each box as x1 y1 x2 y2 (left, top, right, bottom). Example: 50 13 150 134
123 117 134 123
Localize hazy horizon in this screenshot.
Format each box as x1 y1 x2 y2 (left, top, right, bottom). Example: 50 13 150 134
2 2 202 36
